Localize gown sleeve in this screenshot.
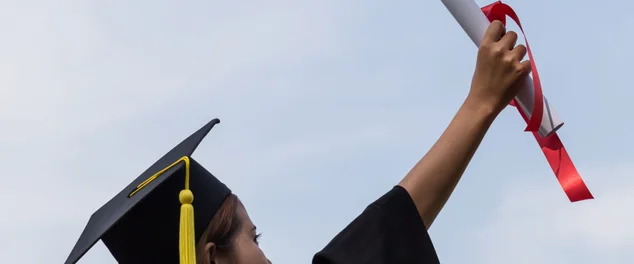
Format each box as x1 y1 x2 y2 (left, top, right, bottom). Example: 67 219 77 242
312 186 440 264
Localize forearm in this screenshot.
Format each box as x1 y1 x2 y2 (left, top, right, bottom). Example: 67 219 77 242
398 98 497 228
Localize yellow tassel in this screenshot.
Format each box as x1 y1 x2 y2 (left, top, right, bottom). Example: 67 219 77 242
179 189 196 264
127 156 196 263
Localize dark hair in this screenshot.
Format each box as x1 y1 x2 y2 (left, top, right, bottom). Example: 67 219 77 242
196 194 241 263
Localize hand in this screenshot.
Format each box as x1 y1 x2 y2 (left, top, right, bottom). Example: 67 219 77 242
466 20 532 116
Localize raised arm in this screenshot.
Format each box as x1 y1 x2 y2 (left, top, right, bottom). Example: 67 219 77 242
398 21 532 228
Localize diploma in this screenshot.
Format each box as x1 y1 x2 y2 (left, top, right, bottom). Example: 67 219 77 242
441 0 562 138
438 0 593 202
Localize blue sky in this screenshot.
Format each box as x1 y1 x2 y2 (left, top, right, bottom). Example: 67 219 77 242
1 0 632 263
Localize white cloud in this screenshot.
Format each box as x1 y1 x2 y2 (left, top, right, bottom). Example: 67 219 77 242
470 164 634 264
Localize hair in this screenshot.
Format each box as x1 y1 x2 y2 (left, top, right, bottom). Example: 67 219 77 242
196 194 242 263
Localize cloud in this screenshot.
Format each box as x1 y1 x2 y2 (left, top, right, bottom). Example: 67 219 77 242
469 164 634 264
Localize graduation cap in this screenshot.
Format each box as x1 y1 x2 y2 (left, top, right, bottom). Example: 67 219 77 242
65 118 231 264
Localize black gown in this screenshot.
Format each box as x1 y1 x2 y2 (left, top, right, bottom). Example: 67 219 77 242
313 186 440 264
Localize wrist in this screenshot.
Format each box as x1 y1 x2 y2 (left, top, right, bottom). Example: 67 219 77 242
461 97 500 123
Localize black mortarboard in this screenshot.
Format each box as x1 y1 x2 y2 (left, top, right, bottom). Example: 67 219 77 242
65 119 231 264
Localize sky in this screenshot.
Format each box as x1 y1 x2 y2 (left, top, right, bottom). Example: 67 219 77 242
0 0 632 263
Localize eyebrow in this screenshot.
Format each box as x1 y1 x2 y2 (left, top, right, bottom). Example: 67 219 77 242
252 226 257 232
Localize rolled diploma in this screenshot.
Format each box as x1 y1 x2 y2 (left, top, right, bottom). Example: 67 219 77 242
441 0 563 137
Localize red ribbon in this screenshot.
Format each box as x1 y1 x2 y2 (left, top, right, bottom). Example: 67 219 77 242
481 1 593 202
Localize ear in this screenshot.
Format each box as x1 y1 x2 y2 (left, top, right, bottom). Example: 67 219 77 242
200 242 216 264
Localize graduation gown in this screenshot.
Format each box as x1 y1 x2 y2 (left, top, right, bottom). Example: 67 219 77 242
313 186 440 264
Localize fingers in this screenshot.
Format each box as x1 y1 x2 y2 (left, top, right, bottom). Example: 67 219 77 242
480 21 532 81
482 20 505 45
518 60 532 77
483 21 522 53
509 45 530 77
499 31 518 50
509 44 527 61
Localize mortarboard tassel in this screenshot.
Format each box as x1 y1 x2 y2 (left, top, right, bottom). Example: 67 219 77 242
178 157 196 264
127 156 197 263
179 189 196 264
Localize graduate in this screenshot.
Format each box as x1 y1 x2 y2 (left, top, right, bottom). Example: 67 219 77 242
65 21 529 264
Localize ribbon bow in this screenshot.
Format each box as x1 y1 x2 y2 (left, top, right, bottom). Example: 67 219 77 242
481 1 593 202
